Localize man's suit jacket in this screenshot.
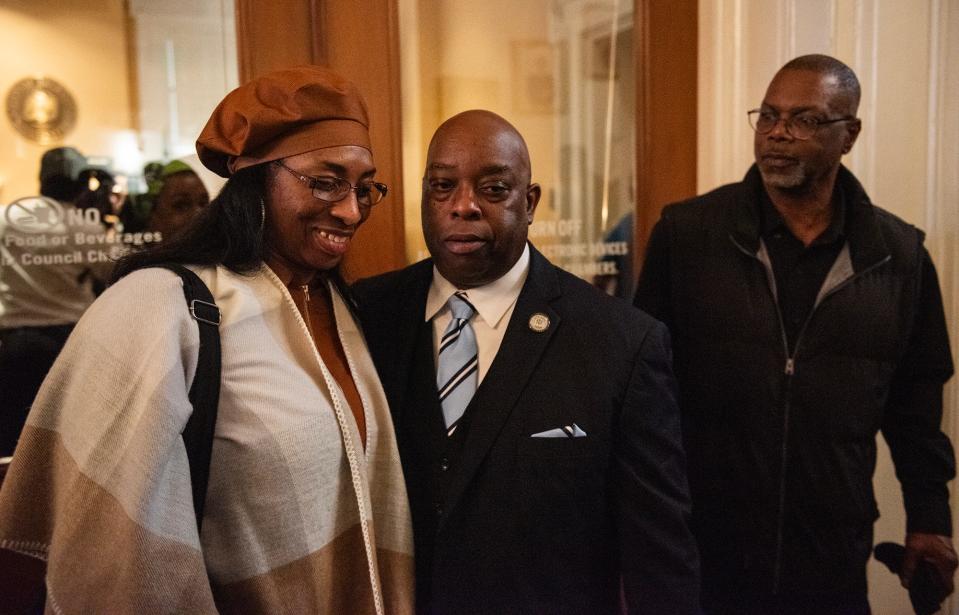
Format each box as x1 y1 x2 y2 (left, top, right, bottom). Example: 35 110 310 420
353 246 700 614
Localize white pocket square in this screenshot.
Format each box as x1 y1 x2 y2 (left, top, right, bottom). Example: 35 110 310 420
530 423 587 438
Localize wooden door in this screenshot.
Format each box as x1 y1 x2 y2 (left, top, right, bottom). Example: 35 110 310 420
633 0 698 270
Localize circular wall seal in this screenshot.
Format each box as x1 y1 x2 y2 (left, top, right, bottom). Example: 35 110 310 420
5 77 78 144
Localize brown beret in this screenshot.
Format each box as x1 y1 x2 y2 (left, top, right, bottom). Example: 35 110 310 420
196 65 371 178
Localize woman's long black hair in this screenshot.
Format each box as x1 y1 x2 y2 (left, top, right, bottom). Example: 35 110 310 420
111 164 268 281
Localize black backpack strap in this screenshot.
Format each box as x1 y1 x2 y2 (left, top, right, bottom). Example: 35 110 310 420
154 264 221 531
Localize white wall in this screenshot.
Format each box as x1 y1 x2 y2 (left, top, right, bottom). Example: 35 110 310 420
699 1 959 613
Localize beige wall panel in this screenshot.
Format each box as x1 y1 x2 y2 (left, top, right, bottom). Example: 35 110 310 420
928 3 959 610
0 0 131 202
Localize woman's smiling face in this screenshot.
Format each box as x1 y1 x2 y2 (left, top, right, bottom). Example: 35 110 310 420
263 146 376 282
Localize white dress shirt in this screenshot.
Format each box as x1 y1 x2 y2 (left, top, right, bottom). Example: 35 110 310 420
425 244 530 384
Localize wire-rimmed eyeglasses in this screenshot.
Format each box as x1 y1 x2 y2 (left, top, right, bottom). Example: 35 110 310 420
274 159 388 206
747 109 857 141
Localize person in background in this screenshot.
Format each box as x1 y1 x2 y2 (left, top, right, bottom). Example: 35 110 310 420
0 66 413 614
119 161 165 233
0 146 106 457
75 166 125 230
146 159 210 241
354 109 699 614
635 54 956 614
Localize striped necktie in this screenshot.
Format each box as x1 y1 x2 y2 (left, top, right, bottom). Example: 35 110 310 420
436 292 478 436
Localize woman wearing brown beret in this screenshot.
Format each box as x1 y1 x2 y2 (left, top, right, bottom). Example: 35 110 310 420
0 66 413 614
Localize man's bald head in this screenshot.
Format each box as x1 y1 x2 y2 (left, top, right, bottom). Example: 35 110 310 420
777 54 861 117
426 110 534 184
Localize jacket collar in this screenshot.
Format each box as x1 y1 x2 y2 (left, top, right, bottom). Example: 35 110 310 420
522 242 563 303
425 244 531 328
729 164 890 272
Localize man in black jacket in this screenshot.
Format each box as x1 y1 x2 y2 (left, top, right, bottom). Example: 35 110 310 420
635 54 957 614
355 110 700 614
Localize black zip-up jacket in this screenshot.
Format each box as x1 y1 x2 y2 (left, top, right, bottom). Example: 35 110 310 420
635 165 954 599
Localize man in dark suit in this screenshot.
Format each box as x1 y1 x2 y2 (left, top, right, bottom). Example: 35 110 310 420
353 110 700 614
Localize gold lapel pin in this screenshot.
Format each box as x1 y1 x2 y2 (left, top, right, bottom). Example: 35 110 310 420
528 313 550 333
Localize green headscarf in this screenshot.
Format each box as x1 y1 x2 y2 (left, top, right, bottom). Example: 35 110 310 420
160 159 193 179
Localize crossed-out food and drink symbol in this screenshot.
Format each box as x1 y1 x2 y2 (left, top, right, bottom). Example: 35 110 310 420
3 197 64 233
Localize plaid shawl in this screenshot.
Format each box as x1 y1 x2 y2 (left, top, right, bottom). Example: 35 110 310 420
0 266 414 614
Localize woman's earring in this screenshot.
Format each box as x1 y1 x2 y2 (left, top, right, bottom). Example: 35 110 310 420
259 198 266 231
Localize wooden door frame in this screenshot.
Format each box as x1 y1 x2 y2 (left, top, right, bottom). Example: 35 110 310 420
633 0 698 274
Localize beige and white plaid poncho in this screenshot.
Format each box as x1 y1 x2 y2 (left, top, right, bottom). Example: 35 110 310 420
0 265 414 614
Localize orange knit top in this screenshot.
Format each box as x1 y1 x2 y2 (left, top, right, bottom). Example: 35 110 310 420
287 277 367 448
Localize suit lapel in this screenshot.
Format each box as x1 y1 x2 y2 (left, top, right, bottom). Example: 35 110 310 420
375 261 433 425
439 247 562 529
